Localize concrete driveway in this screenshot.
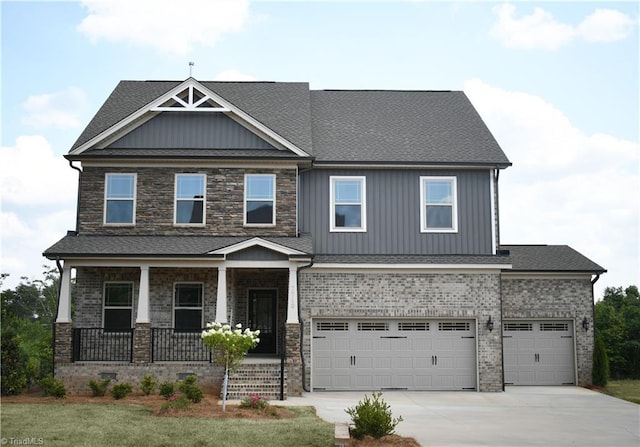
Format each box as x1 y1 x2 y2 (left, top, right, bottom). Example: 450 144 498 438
284 387 640 446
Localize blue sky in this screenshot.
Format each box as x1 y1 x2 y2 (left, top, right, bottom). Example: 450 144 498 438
1 0 638 299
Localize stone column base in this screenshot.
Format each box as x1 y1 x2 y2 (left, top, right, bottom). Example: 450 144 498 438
133 322 151 364
55 322 73 365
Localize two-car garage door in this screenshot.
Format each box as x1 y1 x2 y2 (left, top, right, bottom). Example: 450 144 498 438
312 319 476 391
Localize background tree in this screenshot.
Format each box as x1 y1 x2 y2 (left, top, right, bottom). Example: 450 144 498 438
594 285 640 379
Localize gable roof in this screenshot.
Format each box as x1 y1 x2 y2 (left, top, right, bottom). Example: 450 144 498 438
69 79 510 167
501 245 606 274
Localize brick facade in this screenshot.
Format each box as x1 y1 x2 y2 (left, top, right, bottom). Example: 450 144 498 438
78 166 297 237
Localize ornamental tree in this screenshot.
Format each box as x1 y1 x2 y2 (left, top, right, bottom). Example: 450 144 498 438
201 322 260 411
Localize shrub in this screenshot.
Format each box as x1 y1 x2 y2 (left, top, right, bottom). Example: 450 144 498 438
240 394 269 410
178 375 203 403
345 392 403 440
159 394 192 414
593 331 610 386
0 329 27 396
111 382 133 400
159 381 176 399
140 374 158 395
40 376 66 398
88 378 111 397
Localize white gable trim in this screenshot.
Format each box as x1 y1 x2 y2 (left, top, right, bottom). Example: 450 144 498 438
209 237 306 257
70 78 310 157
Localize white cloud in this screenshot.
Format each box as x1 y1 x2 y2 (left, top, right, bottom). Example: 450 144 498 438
214 69 257 82
464 78 640 298
77 0 251 56
0 135 77 206
490 3 636 50
21 87 87 129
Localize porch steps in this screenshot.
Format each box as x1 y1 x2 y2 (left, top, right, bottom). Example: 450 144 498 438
224 360 285 400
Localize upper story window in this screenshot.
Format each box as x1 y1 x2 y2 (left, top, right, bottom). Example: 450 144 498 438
103 282 133 332
420 176 458 232
104 173 136 225
330 176 366 232
175 174 205 225
244 174 275 226
174 283 203 332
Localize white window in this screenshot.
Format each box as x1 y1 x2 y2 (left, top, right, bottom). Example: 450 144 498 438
330 176 366 232
103 282 133 332
104 173 136 225
420 176 458 232
175 174 205 225
174 283 203 332
244 174 275 226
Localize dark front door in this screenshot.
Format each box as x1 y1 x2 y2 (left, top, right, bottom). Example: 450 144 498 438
248 289 277 354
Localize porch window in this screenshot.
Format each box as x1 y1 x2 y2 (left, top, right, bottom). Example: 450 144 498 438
420 176 458 232
104 173 136 224
175 174 205 225
103 282 133 332
244 174 275 225
330 176 366 232
174 283 203 332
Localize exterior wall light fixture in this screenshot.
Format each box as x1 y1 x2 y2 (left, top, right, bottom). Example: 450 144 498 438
487 316 494 332
582 317 589 331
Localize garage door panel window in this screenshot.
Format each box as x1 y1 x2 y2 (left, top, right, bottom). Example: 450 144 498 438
357 322 388 331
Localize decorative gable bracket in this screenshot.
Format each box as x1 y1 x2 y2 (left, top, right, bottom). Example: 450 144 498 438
150 85 230 112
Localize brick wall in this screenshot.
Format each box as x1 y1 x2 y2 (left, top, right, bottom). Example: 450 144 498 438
298 270 503 392
78 166 297 237
501 276 594 386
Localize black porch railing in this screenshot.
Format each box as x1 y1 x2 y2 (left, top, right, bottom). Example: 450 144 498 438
151 328 211 362
72 328 133 362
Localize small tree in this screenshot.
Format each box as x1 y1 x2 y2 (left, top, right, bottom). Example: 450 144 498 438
593 330 610 386
201 322 259 411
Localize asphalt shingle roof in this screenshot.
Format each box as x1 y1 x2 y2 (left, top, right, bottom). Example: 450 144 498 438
501 245 606 273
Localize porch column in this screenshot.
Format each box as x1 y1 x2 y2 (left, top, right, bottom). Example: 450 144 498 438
286 265 299 324
56 263 72 323
215 266 228 323
136 265 150 323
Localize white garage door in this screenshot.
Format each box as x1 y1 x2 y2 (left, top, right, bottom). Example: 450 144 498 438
312 319 476 391
503 320 575 385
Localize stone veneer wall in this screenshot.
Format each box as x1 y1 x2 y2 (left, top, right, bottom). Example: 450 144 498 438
78 166 297 237
298 270 503 392
501 276 594 386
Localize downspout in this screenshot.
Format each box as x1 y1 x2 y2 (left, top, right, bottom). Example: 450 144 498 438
297 260 314 392
69 160 82 233
590 273 601 359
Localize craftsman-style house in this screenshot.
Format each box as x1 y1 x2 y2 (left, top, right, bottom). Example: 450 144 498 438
44 78 605 397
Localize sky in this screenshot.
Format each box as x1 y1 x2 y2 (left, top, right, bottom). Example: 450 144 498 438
1 0 638 300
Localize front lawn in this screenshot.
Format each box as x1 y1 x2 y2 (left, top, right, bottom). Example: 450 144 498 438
604 379 640 404
0 402 334 447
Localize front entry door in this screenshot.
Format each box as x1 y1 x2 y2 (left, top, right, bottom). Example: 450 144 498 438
248 289 277 354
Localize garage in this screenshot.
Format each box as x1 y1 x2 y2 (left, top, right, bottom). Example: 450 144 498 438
503 320 576 385
312 319 477 391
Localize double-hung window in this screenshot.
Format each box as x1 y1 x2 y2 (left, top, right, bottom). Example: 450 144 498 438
244 174 275 225
330 176 366 232
103 282 133 332
420 176 457 232
175 174 205 225
174 283 203 332
104 173 136 225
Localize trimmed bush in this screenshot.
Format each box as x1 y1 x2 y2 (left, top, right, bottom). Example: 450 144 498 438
140 374 158 396
40 376 66 398
240 394 269 410
159 381 176 399
88 378 111 397
178 375 203 403
593 330 610 386
345 392 403 440
111 382 133 400
159 394 192 413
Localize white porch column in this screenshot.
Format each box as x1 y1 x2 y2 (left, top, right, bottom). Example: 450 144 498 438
56 263 72 323
286 265 299 323
136 265 150 323
215 266 228 323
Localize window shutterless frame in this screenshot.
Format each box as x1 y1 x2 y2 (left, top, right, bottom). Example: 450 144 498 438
420 176 458 233
102 282 134 332
244 174 276 226
330 176 366 232
104 173 136 225
173 282 204 332
174 173 206 225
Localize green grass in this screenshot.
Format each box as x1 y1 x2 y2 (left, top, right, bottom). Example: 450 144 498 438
0 404 334 447
604 379 640 404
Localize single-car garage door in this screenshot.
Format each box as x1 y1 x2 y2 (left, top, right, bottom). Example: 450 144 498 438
312 319 476 391
503 320 575 385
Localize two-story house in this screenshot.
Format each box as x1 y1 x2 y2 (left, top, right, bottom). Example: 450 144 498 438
44 78 605 397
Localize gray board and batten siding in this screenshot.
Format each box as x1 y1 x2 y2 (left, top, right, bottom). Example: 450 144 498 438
107 112 276 150
299 169 494 256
